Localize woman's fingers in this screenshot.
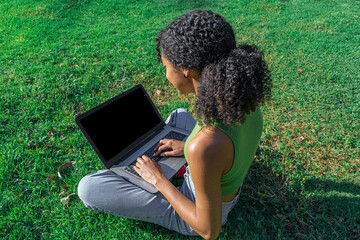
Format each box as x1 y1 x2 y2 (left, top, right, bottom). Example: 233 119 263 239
153 139 166 153
137 155 150 163
135 155 151 169
153 139 172 156
133 155 165 186
153 139 184 157
154 145 171 156
135 157 143 167
141 155 151 161
154 141 162 152
160 150 176 157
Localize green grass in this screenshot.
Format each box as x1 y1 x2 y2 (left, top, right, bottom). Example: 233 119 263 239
1 0 359 239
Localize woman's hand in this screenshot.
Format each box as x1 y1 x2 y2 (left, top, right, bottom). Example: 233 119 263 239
153 139 185 157
134 155 166 186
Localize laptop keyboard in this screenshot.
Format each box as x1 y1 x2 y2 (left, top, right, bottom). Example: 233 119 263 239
124 131 187 178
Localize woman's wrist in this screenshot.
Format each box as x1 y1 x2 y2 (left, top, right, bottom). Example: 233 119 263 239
153 174 171 190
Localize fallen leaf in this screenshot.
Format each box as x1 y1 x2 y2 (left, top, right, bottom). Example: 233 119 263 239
56 149 61 154
60 193 76 206
297 69 304 73
61 186 69 190
58 161 76 178
61 197 70 205
68 193 76 199
287 110 297 114
59 161 76 172
155 89 162 96
59 191 67 197
47 174 55 182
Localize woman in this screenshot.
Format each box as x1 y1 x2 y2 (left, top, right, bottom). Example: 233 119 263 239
78 10 271 239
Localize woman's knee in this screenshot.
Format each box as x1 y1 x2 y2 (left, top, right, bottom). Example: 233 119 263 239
166 108 196 131
77 171 109 207
77 174 95 206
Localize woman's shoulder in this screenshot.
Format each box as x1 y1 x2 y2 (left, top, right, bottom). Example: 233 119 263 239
187 125 233 167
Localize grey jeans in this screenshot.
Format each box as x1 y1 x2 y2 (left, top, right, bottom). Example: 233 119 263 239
77 108 241 236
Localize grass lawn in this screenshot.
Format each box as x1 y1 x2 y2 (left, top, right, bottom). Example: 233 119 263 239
1 0 359 239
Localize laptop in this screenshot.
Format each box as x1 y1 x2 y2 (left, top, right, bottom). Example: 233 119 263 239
75 84 190 193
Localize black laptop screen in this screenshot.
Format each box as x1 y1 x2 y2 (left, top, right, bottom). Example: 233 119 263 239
79 87 163 161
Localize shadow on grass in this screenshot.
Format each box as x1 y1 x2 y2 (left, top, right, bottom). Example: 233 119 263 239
221 153 306 239
223 152 360 239
300 178 360 239
135 148 360 239
135 149 296 239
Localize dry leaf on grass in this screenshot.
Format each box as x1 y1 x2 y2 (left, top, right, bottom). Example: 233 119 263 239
47 174 55 182
61 186 69 190
58 161 76 178
155 89 162 97
59 161 76 172
59 191 67 197
61 193 76 207
287 110 297 114
68 193 76 199
60 197 70 206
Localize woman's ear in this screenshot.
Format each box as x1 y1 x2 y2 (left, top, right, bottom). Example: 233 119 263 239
180 68 191 78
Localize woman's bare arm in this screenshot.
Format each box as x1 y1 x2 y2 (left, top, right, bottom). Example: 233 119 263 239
135 127 233 240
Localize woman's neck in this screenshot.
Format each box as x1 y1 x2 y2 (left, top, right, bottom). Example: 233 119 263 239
190 70 201 95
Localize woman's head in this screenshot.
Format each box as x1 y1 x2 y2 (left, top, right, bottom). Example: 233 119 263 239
156 10 236 71
156 10 272 125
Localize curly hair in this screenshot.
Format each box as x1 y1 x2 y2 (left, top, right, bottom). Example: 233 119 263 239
156 10 271 125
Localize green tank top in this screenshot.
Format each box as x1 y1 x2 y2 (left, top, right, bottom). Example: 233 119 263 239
184 107 263 196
